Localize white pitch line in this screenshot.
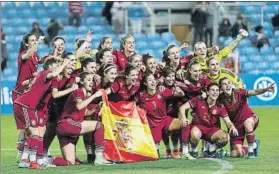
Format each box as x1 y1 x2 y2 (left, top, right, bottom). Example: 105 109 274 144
205 158 233 174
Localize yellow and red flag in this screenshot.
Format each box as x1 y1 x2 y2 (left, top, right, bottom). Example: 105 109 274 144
101 92 158 163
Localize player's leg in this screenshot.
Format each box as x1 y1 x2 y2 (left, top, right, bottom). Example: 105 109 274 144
83 117 94 163
244 117 259 159
209 129 229 156
81 121 113 165
16 129 26 162
162 130 171 159
189 126 202 158
171 131 180 158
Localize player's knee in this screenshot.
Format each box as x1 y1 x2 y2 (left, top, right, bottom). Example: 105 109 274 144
244 119 254 132
231 149 242 157
217 133 229 147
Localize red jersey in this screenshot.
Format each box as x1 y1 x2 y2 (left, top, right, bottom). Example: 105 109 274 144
13 50 40 96
180 73 210 100
180 55 194 69
112 50 129 73
135 89 174 127
189 96 228 128
60 88 87 122
14 70 52 110
165 84 186 118
108 78 140 102
68 69 82 86
218 88 256 125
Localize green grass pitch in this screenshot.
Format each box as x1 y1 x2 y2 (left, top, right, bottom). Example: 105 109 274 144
1 107 279 174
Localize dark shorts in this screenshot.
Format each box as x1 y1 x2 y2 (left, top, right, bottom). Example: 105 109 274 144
150 116 175 143
56 119 81 148
231 116 259 146
191 125 221 143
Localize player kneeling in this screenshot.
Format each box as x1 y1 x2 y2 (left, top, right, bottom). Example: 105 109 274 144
218 77 274 159
179 83 238 158
53 72 113 166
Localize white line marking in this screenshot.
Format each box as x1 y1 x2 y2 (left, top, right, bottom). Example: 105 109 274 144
205 158 233 174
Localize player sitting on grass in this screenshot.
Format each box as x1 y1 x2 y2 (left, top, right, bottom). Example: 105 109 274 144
178 83 238 158
218 77 275 159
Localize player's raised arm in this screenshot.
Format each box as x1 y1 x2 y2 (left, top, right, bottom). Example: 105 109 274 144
75 30 93 58
76 89 103 111
46 59 70 79
52 84 79 99
247 83 275 97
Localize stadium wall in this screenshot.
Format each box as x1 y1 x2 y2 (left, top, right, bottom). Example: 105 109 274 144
1 74 278 115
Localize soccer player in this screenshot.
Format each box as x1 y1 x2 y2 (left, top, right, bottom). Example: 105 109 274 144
54 72 112 166
14 58 70 169
218 77 274 159
105 64 140 102
183 29 248 70
205 57 244 88
129 53 144 80
12 33 44 161
91 36 114 59
113 34 136 73
40 36 66 64
178 83 238 158
95 48 114 67
142 53 162 81
75 30 93 69
135 73 193 159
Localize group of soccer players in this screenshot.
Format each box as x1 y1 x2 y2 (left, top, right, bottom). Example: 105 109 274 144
12 28 274 169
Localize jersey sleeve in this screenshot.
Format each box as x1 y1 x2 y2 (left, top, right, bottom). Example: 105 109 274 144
161 88 174 99
215 46 231 62
188 96 199 109
219 105 228 118
239 88 249 99
73 89 83 102
51 77 60 89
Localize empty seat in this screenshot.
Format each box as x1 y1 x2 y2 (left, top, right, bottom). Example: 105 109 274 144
137 41 149 49
152 41 166 49
17 2 31 9
275 47 279 54
1 2 16 9
161 32 175 43
245 47 259 55
32 2 45 9
260 47 273 55
269 38 279 48
133 33 147 42
147 33 160 40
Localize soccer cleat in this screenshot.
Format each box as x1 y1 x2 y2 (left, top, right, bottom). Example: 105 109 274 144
200 151 209 158
165 149 172 159
189 151 198 158
29 162 45 170
18 159 30 168
254 140 260 157
172 150 181 159
248 152 256 159
87 154 94 163
94 158 115 165
181 153 196 160
75 157 83 165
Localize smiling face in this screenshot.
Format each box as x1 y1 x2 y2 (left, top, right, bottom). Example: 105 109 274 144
207 84 220 101
26 35 37 49
123 36 135 52
68 54 77 68
101 37 113 51
130 55 142 70
83 62 97 75
189 63 202 81
164 72 175 86
63 64 74 78
146 57 157 74
194 42 207 59
126 69 139 86
101 50 113 64
54 38 65 54
208 58 220 76
168 46 180 64
104 67 117 83
144 74 156 90
84 44 91 54
220 78 233 95
82 74 94 92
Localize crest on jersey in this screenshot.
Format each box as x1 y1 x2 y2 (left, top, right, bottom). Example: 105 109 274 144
212 109 217 115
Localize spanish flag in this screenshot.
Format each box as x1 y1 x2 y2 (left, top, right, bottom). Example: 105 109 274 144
101 92 158 163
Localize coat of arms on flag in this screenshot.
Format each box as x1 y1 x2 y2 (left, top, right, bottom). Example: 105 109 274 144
101 91 158 163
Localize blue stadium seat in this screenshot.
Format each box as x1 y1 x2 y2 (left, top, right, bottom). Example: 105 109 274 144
245 47 259 56
86 17 101 25
63 26 78 35
78 26 89 34
8 52 18 60
243 62 255 71
147 33 161 40
87 8 102 17
269 38 279 48
275 47 279 55
1 2 16 9
17 2 31 9
152 41 166 49
250 55 262 62
161 32 175 43
139 49 155 56
260 47 273 55
46 2 59 9
137 41 149 49
238 47 246 55
15 35 24 43
36 10 48 18
25 18 38 27
239 39 252 47
5 35 15 44
7 9 17 18
104 34 117 42
263 22 274 31
41 18 51 27
32 2 45 9
17 27 29 35
60 2 68 9
114 41 120 50
263 30 273 38
271 62 279 69
263 6 276 14
241 6 259 14
266 55 278 62
247 69 261 75
264 13 274 22
86 2 103 9
20 9 33 18
240 55 248 62
133 33 147 42
274 30 279 37
223 37 234 46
